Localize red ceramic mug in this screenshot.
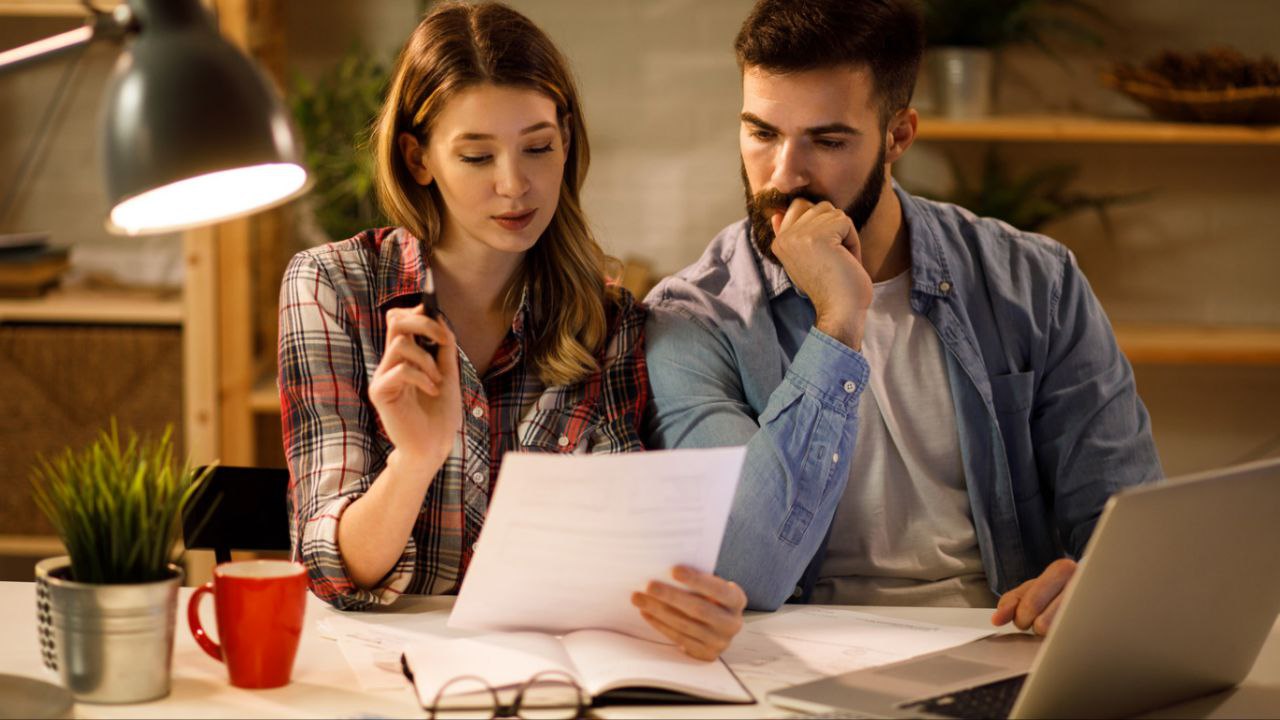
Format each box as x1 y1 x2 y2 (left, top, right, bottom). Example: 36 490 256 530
187 559 308 688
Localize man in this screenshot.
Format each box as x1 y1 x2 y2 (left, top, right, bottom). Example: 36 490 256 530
644 0 1161 635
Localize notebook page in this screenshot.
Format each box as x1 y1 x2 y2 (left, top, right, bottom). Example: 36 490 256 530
401 631 580 708
562 629 751 702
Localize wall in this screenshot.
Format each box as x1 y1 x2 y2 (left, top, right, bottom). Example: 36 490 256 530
282 0 1280 477
4 1 1277 478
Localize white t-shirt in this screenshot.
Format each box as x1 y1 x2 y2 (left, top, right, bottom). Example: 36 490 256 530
811 270 996 608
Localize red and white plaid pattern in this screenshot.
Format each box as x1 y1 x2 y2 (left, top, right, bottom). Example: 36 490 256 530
278 227 648 609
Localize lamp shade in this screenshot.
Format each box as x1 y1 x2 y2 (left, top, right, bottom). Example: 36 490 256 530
100 0 308 235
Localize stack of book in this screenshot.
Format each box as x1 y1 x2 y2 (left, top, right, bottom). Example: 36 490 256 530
0 233 69 298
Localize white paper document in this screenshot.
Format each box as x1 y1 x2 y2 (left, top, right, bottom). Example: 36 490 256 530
316 614 423 690
448 446 747 641
724 606 995 690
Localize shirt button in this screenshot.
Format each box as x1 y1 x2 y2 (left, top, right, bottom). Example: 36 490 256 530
557 435 570 447
832 453 840 463
471 406 484 419
843 380 858 394
470 471 484 484
939 280 952 293
471 542 478 552
791 585 804 600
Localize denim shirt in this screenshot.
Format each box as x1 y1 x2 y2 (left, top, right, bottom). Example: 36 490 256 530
643 183 1162 611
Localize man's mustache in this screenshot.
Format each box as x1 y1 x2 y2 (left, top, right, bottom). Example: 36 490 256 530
751 188 832 215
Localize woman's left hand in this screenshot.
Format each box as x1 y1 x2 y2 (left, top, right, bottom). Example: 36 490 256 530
631 565 747 661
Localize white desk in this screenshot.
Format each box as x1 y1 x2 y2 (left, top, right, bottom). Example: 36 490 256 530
1 581 1277 718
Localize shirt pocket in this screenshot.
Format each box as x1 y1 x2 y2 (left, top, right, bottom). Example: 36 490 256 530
517 400 599 454
989 370 1038 500
989 370 1034 415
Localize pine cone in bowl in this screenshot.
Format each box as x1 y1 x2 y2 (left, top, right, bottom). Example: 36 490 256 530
1103 47 1280 124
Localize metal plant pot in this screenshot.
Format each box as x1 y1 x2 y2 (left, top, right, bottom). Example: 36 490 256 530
929 47 996 118
34 556 183 704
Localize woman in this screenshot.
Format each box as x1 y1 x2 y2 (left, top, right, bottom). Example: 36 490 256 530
278 2 742 660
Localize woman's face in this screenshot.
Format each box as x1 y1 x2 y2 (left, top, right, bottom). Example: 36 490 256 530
402 83 568 257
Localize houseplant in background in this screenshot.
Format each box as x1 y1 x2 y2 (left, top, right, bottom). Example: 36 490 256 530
289 46 390 246
926 147 1146 236
31 422 212 704
922 0 1107 118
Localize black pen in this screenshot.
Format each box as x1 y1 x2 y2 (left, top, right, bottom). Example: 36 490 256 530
420 266 440 359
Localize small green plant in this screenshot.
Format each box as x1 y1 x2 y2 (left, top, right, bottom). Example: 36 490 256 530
31 422 214 585
289 46 391 243
923 0 1106 55
933 147 1146 234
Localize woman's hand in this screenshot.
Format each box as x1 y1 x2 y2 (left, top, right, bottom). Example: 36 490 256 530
369 305 462 470
631 566 748 661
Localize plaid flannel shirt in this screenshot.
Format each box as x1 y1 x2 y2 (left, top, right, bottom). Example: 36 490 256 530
278 227 648 610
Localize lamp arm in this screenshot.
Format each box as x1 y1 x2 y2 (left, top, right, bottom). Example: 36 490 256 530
0 4 136 75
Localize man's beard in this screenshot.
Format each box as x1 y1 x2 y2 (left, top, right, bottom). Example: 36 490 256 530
744 143 887 264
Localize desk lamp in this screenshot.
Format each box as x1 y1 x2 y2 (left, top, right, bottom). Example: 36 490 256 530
0 0 310 235
0 0 307 712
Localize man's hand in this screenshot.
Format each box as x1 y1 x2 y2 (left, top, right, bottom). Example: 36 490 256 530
631 566 747 661
991 558 1078 635
770 199 873 350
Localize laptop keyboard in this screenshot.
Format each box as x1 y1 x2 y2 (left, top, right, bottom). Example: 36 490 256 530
900 674 1028 719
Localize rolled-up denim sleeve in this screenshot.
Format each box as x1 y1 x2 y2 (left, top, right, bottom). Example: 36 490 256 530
644 306 869 610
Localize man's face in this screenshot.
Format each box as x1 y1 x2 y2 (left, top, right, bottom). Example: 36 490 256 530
740 65 888 261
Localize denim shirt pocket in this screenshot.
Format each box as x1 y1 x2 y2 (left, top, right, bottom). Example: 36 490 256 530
517 401 599 454
989 370 1038 500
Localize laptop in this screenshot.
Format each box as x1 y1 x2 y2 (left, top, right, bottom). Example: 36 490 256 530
769 457 1280 719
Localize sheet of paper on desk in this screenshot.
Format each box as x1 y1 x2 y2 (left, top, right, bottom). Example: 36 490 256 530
723 607 995 690
317 615 417 691
448 446 747 641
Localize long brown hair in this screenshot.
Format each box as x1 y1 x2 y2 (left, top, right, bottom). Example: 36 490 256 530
373 1 619 386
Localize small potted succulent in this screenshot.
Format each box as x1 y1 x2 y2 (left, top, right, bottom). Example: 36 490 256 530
922 0 1106 118
31 422 212 704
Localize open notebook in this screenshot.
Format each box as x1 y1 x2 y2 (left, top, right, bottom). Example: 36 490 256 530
401 629 753 710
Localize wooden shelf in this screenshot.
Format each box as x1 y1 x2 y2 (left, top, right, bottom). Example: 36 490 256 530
1115 324 1280 365
0 534 63 556
0 287 182 325
917 115 1280 145
0 0 118 16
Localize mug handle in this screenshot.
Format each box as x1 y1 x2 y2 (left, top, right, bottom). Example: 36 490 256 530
187 581 223 662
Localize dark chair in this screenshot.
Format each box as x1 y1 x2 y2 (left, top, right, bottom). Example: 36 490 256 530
183 466 292 565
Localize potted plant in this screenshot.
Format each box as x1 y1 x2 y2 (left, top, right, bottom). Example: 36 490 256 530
924 147 1146 235
922 0 1106 118
289 46 390 246
31 422 212 704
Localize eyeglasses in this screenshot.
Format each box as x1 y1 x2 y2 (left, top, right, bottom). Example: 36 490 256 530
427 670 589 720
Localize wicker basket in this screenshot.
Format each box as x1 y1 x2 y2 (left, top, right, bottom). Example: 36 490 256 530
1102 73 1280 124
